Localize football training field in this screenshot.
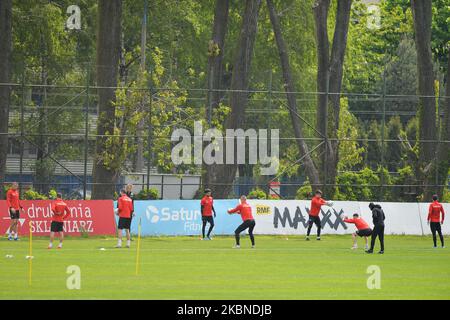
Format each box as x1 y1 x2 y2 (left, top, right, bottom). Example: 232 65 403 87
1 235 449 300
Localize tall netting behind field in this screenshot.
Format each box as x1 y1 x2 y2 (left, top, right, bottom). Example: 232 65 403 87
2 74 448 201
6 81 95 199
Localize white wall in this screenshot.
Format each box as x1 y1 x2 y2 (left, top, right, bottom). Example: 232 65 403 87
123 174 200 199
246 200 449 235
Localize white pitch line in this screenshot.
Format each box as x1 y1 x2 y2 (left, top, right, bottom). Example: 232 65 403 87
0 247 443 253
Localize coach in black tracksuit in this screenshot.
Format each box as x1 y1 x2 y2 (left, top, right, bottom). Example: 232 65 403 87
366 202 385 254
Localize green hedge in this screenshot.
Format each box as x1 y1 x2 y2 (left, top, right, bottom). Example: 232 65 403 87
135 188 159 200
22 188 58 200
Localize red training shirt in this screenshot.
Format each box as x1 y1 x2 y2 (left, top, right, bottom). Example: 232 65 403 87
6 188 21 210
51 198 70 222
428 201 445 223
201 195 214 217
118 195 133 218
344 217 370 230
309 196 326 217
228 202 254 221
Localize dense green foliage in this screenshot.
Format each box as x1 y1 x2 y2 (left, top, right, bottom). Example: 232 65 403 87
135 187 159 200
248 187 268 199
3 0 449 200
22 188 57 200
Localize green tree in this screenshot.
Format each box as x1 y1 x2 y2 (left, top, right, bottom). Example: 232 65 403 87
0 0 12 199
381 37 418 122
337 99 365 171
209 0 263 198
411 0 437 199
91 0 122 199
10 1 86 193
385 116 403 171
363 120 382 170
335 167 380 201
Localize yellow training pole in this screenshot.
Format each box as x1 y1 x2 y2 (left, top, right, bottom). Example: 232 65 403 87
135 217 142 276
28 221 33 286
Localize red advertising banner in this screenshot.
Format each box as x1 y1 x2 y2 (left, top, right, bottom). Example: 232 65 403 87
0 200 116 236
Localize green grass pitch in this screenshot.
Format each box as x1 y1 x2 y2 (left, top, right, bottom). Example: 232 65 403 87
0 235 449 300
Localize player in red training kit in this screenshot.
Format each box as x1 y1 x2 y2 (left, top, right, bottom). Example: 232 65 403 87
428 195 445 248
48 193 71 249
200 188 216 240
6 182 23 241
228 195 255 248
343 213 372 250
116 189 134 248
306 190 334 241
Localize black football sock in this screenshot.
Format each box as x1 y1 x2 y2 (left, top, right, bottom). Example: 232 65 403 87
202 221 207 238
207 224 214 237
235 234 240 245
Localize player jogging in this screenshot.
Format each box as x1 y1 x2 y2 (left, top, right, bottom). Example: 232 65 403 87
48 193 70 249
115 190 134 248
200 188 216 240
343 213 372 250
306 190 333 241
428 195 445 248
6 182 23 241
228 195 255 248
366 203 385 254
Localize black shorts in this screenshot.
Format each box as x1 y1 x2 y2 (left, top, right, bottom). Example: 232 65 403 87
356 228 372 237
430 222 442 233
308 215 321 227
118 217 131 230
202 216 214 224
9 208 20 220
51 221 64 232
235 219 256 234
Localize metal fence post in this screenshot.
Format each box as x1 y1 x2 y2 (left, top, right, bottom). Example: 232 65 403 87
83 64 90 199
323 73 329 193
146 85 153 191
435 92 441 192
161 175 164 199
180 176 183 199
19 68 25 194
267 69 274 195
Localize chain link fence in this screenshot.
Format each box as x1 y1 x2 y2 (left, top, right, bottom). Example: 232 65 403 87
1 73 449 201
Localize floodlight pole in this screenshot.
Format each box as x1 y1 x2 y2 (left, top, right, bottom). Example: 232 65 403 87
380 62 387 200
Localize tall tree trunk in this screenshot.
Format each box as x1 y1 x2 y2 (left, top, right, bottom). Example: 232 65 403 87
134 0 148 173
436 50 450 198
313 0 352 196
267 0 320 188
35 62 49 194
207 0 230 115
0 0 12 199
92 0 123 199
313 0 330 158
35 30 50 194
203 0 230 191
324 0 352 196
210 0 262 198
411 0 437 199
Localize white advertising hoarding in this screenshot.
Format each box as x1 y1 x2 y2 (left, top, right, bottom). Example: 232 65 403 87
247 200 449 235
